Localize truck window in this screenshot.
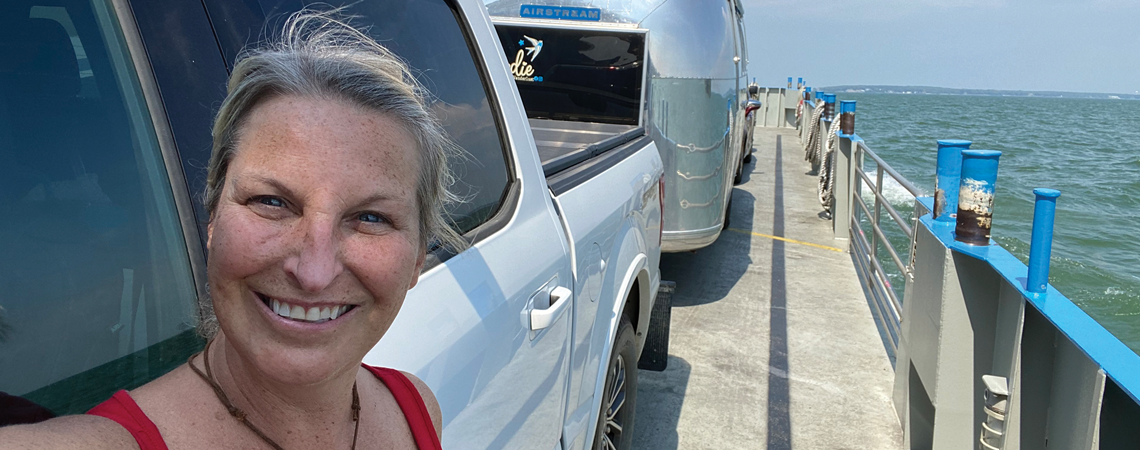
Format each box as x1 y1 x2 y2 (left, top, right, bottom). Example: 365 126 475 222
0 0 200 415
203 0 513 235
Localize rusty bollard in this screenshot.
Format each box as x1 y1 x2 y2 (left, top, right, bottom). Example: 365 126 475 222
956 150 1002 245
839 100 856 135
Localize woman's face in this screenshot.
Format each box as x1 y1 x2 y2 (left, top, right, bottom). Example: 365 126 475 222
207 95 425 385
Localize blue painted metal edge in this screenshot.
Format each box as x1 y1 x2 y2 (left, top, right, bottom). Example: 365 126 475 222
917 196 934 213
915 200 1140 404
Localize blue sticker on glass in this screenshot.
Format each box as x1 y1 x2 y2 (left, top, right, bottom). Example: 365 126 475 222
519 5 602 21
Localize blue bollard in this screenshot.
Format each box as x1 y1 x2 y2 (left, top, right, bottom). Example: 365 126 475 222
955 150 1002 245
934 140 973 222
788 77 793 88
839 100 856 135
823 93 836 121
797 77 803 89
1027 188 1061 293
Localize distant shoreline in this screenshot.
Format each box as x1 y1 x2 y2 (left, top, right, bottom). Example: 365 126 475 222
819 85 1140 100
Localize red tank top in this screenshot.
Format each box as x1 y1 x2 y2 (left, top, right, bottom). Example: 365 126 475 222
87 365 442 450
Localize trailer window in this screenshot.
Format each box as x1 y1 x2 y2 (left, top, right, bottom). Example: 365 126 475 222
0 0 200 416
494 23 646 126
203 0 513 236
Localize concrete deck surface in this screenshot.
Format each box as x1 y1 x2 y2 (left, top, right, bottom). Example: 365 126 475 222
631 127 904 449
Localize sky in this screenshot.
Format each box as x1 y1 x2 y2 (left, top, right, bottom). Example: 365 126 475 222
741 0 1140 94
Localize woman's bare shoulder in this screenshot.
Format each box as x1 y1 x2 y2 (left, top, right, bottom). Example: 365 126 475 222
127 364 222 438
0 414 139 450
397 371 442 440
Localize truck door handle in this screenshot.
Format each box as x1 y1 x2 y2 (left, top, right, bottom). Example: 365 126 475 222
531 286 572 331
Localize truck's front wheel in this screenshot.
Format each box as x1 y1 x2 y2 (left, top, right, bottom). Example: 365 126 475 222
593 316 638 450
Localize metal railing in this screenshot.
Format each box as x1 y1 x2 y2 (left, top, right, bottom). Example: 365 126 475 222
848 139 920 352
795 92 1140 448
801 97 920 354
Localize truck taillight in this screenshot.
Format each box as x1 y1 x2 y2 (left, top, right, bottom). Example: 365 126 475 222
658 173 665 246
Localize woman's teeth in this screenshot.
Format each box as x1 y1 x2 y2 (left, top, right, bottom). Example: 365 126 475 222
270 298 350 323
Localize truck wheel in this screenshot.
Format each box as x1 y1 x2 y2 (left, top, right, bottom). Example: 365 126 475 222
638 281 674 372
593 316 638 450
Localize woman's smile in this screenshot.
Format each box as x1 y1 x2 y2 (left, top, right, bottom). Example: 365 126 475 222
255 291 359 324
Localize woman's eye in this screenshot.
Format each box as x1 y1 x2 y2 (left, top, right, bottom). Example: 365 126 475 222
358 212 385 224
256 196 285 208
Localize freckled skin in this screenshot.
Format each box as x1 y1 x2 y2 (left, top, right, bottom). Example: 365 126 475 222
207 94 426 387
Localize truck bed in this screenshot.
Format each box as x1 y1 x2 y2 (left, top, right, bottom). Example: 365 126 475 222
531 118 644 176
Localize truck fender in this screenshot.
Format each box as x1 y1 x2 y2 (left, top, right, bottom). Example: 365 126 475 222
579 251 649 449
606 220 655 355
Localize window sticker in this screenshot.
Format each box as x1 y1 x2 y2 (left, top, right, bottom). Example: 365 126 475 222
509 35 543 82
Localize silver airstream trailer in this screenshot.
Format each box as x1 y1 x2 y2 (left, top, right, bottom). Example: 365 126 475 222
485 0 757 252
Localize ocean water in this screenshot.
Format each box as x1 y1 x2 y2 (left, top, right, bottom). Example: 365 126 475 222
839 93 1140 354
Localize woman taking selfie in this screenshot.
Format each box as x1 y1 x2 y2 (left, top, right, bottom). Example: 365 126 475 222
1 10 461 450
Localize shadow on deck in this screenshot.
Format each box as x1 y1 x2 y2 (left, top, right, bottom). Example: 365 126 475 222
632 128 904 449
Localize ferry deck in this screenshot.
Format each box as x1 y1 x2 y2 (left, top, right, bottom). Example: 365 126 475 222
633 127 904 449
630 92 1140 449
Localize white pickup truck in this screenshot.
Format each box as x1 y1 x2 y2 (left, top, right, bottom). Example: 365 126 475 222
0 0 664 449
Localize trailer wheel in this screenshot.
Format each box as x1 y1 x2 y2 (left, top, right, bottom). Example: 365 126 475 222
593 316 638 450
743 131 754 164
733 157 744 185
722 194 733 230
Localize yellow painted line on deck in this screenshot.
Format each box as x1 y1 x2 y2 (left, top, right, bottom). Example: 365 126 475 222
725 228 845 253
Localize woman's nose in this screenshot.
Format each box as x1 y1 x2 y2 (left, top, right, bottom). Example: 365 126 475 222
283 213 345 293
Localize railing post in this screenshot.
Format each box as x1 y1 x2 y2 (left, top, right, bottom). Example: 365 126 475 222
833 100 855 242
955 150 1002 245
872 166 883 263
1027 188 1061 293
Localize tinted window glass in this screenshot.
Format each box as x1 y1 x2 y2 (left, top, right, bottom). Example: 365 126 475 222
495 23 645 125
0 0 200 415
203 0 512 234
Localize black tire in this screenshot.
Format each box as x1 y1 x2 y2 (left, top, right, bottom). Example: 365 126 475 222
722 194 732 230
593 316 638 450
743 147 753 164
638 281 674 372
